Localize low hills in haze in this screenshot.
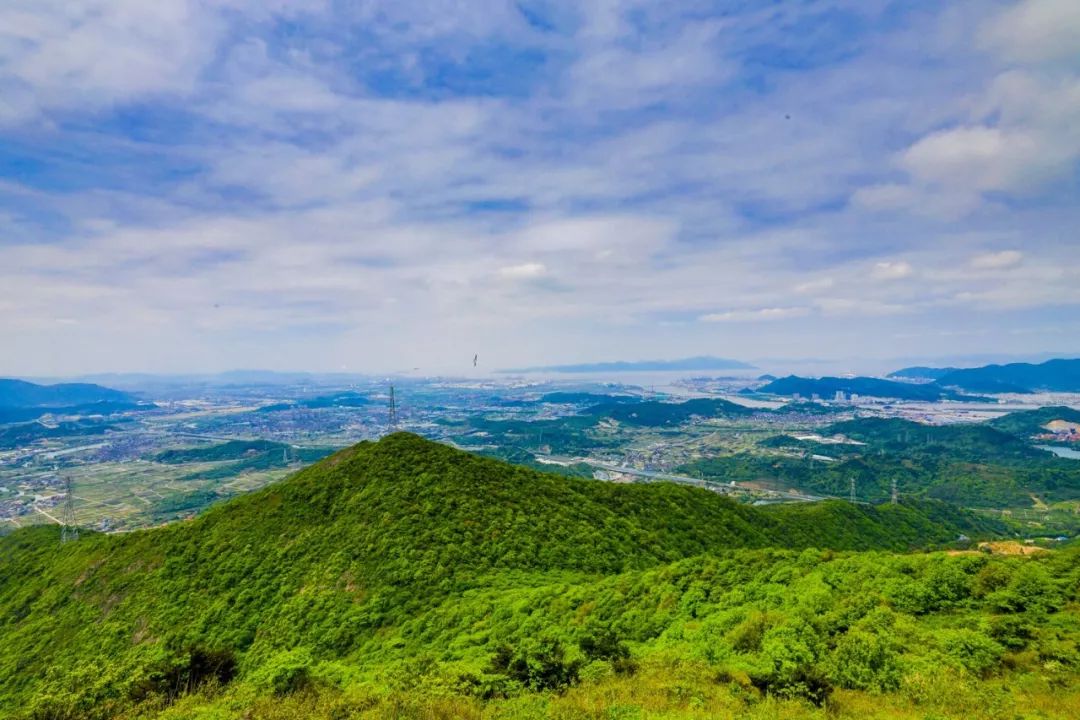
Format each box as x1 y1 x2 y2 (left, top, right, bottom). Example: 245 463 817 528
890 358 1080 393
0 433 1033 719
756 375 975 401
0 378 151 424
500 356 754 374
756 358 1080 400
0 378 133 407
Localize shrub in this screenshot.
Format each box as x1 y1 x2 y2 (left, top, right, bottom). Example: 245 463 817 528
752 622 832 705
939 629 1004 677
249 649 314 696
488 638 581 691
132 645 237 703
827 630 901 691
579 629 636 675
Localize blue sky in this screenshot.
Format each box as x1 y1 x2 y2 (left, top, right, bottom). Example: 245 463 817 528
1 0 1079 376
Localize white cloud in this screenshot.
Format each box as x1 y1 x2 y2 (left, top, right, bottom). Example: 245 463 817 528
849 183 918 212
2 1 1080 373
971 250 1024 270
866 1 1080 215
870 261 914 281
205 143 380 207
814 298 909 317
794 278 835 294
0 0 225 124
498 262 547 280
699 307 810 323
982 0 1080 64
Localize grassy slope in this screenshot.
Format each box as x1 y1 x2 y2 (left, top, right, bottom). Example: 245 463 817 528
0 434 1070 720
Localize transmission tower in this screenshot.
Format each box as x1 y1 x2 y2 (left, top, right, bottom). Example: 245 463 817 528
891 477 899 505
849 477 856 504
60 473 78 543
387 385 398 433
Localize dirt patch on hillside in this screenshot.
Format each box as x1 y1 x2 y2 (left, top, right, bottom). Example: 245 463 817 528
978 541 1048 556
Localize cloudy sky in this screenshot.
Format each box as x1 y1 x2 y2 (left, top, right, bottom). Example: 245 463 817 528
1 0 1079 376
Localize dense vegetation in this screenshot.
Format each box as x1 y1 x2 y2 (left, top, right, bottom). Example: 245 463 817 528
153 440 336 480
2 434 1064 720
988 406 1080 439
826 417 1045 462
684 417 1080 508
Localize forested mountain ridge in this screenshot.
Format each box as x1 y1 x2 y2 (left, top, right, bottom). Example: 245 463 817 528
0 434 1073 720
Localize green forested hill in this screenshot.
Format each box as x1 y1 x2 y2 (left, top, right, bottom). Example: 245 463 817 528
685 416 1080 508
825 417 1045 462
989 406 1080 438
1 434 1076 720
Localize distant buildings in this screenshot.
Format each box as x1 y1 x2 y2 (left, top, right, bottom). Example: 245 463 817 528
1035 420 1080 443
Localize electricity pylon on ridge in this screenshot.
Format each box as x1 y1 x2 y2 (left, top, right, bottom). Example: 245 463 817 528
60 472 78 543
387 385 398 433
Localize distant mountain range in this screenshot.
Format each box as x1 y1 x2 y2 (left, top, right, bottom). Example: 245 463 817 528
756 375 976 402
500 356 755 374
890 358 1080 394
0 379 153 425
761 358 1080 400
35 370 372 390
0 378 133 407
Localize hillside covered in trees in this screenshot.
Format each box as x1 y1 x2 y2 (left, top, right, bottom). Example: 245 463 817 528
1 434 1077 720
682 415 1080 509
